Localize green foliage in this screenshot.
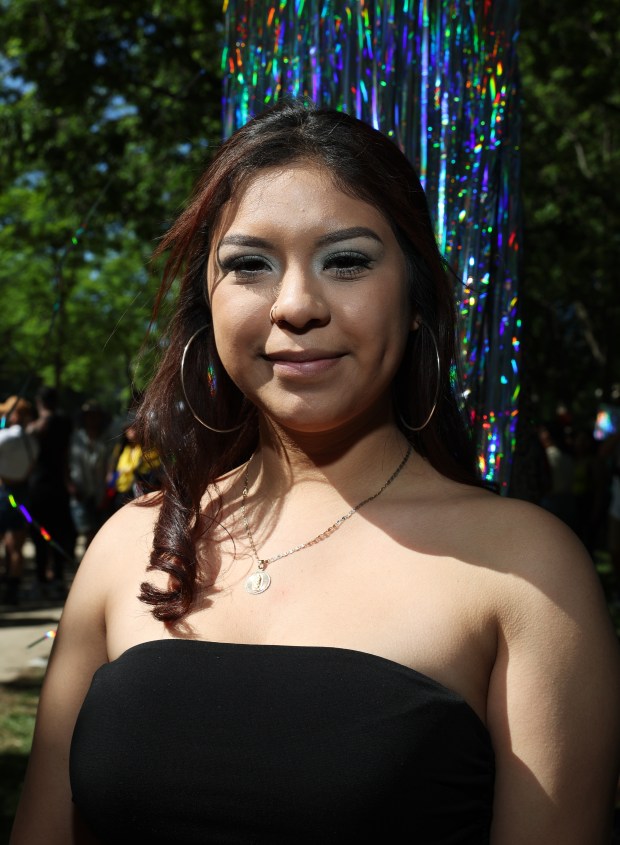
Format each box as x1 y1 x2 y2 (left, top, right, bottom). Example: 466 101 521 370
0 0 223 412
1 0 617 428
519 1 620 424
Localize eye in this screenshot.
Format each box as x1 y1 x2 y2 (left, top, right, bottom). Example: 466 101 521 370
220 254 272 279
323 251 373 279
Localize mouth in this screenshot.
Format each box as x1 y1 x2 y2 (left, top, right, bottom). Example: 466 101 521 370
263 350 345 377
264 350 344 363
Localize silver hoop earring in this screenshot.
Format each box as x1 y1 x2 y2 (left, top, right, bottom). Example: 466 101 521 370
399 323 441 433
180 326 244 433
269 304 278 325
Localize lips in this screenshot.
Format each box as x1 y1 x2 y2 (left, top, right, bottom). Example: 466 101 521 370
264 349 343 363
263 349 345 377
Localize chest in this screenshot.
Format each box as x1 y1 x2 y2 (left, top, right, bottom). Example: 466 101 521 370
107 523 498 724
71 640 494 845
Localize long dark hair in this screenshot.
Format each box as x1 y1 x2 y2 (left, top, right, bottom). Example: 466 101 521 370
135 100 480 622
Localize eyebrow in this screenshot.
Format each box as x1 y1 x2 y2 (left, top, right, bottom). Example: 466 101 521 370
217 235 272 249
316 227 383 247
217 226 384 251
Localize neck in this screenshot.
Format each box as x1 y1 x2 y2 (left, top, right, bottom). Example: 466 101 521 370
248 411 412 498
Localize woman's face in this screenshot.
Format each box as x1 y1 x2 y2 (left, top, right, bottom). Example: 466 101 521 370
207 160 415 435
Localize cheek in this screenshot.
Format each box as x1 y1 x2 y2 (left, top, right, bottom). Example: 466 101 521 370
211 294 266 374
345 282 412 346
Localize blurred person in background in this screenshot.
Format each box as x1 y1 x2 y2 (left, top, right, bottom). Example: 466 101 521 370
538 420 577 530
106 417 161 512
68 401 111 551
0 396 39 605
571 428 605 556
600 430 620 605
27 386 76 599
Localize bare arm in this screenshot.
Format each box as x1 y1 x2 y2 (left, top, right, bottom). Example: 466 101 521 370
487 507 620 843
26 410 51 438
8 510 140 844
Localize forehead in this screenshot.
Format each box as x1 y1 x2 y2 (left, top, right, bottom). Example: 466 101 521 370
212 161 394 241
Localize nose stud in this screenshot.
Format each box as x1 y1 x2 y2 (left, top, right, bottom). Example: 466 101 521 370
269 304 279 325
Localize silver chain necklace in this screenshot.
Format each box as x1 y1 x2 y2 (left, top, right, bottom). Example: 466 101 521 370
241 445 413 595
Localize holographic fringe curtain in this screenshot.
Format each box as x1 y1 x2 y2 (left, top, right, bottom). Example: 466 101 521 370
222 0 521 491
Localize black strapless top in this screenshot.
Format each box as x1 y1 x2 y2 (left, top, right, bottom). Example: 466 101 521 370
70 640 494 844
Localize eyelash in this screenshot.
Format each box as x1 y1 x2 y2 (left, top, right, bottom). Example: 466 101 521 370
220 256 270 278
219 251 373 280
323 252 373 279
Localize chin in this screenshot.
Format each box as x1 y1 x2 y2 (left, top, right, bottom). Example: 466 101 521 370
263 406 389 437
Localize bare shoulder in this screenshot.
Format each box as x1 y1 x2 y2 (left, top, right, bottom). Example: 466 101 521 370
49 495 162 652
80 494 161 581
95 492 161 548
420 471 619 685
432 478 604 592
434 485 620 841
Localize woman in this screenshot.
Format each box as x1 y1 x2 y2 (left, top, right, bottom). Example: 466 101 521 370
11 102 620 844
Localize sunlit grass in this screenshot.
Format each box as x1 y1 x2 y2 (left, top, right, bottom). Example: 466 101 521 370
0 672 43 842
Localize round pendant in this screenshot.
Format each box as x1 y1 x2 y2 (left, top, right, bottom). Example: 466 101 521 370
245 570 271 595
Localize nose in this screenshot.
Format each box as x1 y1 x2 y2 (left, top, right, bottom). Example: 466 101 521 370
270 262 330 330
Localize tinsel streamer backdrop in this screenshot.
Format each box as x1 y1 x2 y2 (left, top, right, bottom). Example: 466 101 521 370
221 0 521 491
